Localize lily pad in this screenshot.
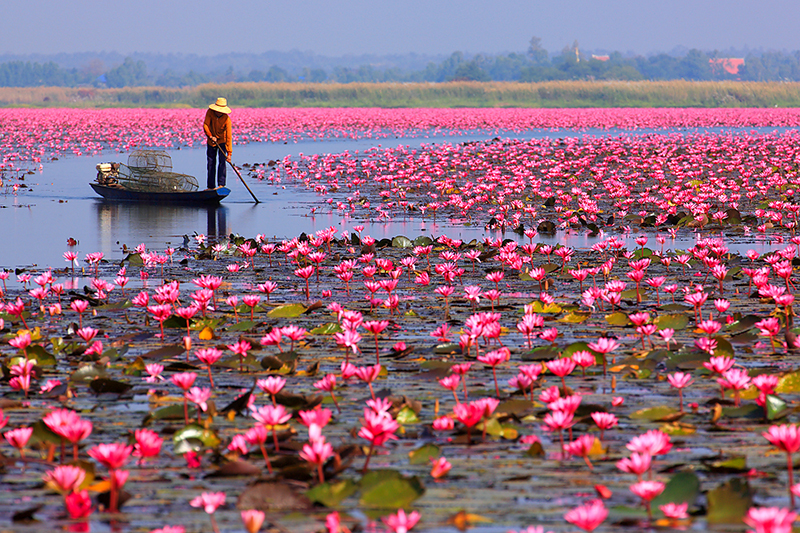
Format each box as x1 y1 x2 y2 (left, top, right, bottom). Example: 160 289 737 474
521 345 560 361
310 322 342 335
306 479 358 507
605 312 630 326
173 423 221 451
651 471 700 510
776 371 800 394
530 301 562 314
228 320 259 332
408 444 440 465
705 456 748 473
629 406 682 422
706 478 753 524
359 469 425 509
558 311 591 324
654 314 689 331
396 406 420 425
726 315 761 335
25 345 56 366
140 344 185 360
142 404 190 426
89 378 132 395
766 395 789 420
238 481 313 512
434 343 461 355
392 236 413 248
268 304 307 318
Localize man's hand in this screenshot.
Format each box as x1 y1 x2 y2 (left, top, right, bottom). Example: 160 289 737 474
226 153 231 163
211 136 218 144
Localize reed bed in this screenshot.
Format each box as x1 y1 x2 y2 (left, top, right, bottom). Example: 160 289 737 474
3 80 800 108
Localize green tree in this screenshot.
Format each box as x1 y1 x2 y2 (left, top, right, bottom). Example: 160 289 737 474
105 57 149 87
678 49 712 80
527 36 549 65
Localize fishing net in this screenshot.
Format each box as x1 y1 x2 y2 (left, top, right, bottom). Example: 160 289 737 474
98 150 199 192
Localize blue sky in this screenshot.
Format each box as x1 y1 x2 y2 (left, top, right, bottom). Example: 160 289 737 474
3 0 799 56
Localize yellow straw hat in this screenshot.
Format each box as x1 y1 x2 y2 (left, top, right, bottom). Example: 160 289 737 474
209 97 231 114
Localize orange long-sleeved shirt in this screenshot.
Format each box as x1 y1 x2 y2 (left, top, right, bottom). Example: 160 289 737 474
203 109 232 155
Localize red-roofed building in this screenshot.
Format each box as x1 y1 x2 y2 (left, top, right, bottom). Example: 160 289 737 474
709 58 745 75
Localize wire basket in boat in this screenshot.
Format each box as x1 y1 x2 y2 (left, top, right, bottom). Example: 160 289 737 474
108 150 199 192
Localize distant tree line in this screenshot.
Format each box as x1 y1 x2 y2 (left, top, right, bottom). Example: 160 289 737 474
2 38 800 88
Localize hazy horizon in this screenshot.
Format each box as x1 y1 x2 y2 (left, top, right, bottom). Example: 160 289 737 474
2 0 799 58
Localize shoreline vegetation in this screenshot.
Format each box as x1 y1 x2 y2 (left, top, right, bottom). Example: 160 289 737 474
4 80 800 108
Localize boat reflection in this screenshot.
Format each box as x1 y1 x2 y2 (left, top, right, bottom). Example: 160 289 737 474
94 202 229 253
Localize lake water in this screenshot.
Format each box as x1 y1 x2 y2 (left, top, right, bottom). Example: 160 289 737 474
1 127 788 269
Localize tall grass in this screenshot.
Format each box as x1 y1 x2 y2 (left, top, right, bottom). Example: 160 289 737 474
3 81 800 108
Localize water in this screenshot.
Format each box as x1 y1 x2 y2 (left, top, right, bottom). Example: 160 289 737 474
1 127 790 269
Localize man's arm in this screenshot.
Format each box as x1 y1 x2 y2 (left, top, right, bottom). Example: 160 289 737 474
202 110 216 144
224 117 233 160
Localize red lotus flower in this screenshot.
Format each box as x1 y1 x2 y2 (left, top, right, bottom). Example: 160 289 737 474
564 499 607 532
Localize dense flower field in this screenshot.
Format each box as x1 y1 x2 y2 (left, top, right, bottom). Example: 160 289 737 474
2 107 800 168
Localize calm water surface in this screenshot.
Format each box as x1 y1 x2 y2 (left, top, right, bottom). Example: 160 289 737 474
1 128 788 269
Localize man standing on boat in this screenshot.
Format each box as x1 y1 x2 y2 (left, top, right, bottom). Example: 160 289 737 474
203 97 232 190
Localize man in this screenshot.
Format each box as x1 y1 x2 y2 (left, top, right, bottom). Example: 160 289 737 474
203 97 232 189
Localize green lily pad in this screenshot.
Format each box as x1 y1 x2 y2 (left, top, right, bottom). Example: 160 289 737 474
605 312 630 326
652 471 700 510
69 364 108 383
122 253 144 266
306 479 358 507
660 303 691 312
558 311 591 324
654 314 689 331
721 404 762 419
776 371 800 394
521 345 560 361
173 423 221 449
268 304 307 318
412 236 433 247
161 316 188 329
496 399 534 416
726 315 761 335
408 444 439 465
435 343 461 355
530 301 562 314
143 404 191 426
359 469 425 509
562 342 599 360
712 337 735 358
707 478 752 524
392 236 413 248
766 395 789 420
26 345 56 366
191 318 222 331
141 344 185 360
482 418 518 439
227 320 259 332
705 456 747 473
30 420 63 446
629 406 681 422
396 406 420 425
620 289 641 301
310 322 342 335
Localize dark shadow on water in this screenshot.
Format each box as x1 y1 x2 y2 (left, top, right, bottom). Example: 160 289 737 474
94 201 230 250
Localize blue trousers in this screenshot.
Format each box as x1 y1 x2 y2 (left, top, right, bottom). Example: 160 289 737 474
207 145 227 189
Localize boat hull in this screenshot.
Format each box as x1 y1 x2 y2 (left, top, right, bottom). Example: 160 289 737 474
91 184 230 205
